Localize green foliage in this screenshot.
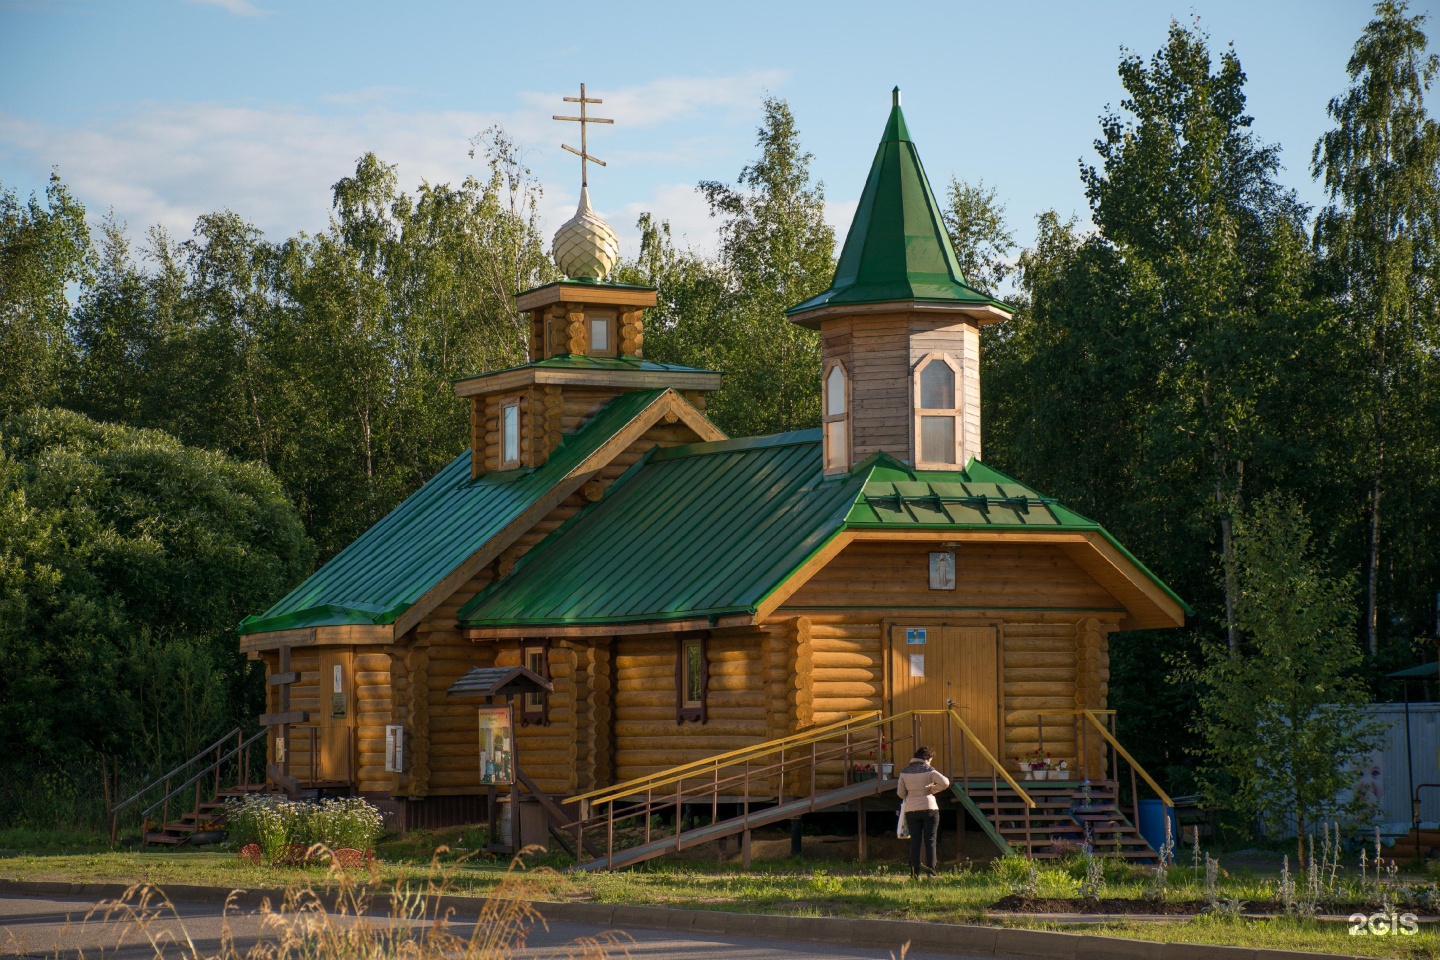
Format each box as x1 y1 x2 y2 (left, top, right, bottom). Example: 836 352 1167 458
625 97 835 437
1312 0 1440 654
64 129 555 559
1187 494 1384 853
0 174 91 418
983 21 1354 787
226 795 384 861
0 408 313 785
941 177 1015 296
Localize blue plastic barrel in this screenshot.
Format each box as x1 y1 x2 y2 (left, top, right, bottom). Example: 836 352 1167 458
1136 799 1177 854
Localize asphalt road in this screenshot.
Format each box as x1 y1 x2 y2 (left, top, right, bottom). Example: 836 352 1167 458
0 892 972 960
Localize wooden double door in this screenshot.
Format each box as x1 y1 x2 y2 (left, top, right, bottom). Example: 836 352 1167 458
889 625 999 779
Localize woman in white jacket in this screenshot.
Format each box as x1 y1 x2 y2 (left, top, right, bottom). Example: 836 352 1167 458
896 746 950 877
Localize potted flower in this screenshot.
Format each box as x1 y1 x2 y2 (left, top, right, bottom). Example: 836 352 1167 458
1053 759 1070 781
1016 748 1052 780
853 762 877 782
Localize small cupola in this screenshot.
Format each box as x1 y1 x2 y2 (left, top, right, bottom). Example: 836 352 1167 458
453 84 721 480
787 88 1012 474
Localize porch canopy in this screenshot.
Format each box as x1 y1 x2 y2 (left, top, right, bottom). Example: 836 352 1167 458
446 665 553 699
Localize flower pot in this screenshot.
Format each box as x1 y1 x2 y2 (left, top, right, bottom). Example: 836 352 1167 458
853 770 877 782
1033 769 1049 780
1024 771 1034 780
331 847 371 870
880 763 893 778
1052 769 1070 780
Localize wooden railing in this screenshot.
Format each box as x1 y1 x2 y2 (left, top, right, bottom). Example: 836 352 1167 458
1034 708 1172 833
562 709 1031 869
109 728 265 847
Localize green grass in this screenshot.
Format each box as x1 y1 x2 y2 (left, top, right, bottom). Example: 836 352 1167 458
3 830 1440 957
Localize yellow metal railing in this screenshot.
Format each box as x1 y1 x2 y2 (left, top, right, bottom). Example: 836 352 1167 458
566 711 883 806
942 708 1033 804
1036 711 1169 817
1080 709 1172 807
560 708 1057 869
571 709 1032 809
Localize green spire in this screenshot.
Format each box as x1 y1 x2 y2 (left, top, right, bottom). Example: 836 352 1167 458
787 89 1008 321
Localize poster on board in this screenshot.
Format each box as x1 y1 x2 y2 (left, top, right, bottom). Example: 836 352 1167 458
477 705 514 785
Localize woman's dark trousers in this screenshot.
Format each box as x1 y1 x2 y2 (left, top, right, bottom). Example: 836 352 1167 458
906 810 940 875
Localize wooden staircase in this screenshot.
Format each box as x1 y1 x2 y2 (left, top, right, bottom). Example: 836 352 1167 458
144 783 271 847
109 728 268 849
961 780 1156 860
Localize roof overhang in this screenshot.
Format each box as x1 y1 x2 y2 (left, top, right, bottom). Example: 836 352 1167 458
238 624 393 653
787 299 1012 330
455 364 723 399
756 528 1185 632
516 280 658 312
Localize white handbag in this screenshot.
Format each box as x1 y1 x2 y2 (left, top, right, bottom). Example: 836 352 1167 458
896 810 910 839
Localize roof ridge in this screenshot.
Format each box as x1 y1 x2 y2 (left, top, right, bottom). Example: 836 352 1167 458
651 428 821 462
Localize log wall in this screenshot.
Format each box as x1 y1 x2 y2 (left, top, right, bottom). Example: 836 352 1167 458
611 630 769 784
782 542 1122 614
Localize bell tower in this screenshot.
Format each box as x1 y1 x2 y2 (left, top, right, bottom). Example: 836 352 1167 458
787 89 1012 474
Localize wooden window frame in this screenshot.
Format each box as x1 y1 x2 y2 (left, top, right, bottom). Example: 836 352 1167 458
822 359 851 476
912 353 962 469
499 398 522 469
521 639 550 726
586 312 617 358
675 634 709 724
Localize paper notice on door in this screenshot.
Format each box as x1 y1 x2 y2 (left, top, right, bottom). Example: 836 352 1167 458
909 653 925 678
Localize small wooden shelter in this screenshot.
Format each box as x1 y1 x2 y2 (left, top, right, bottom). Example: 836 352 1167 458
233 90 1187 860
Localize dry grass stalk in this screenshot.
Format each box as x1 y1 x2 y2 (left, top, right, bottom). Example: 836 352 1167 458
58 845 629 959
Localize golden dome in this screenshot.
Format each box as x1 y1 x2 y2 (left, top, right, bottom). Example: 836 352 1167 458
552 186 620 280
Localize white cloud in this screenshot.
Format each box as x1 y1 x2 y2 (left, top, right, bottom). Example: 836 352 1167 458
186 0 265 16
520 71 787 131
0 72 794 257
0 102 494 241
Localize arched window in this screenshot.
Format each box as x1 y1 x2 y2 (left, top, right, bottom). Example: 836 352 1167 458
823 361 849 473
914 355 960 466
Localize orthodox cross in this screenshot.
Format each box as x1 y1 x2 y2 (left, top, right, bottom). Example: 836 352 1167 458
553 83 613 188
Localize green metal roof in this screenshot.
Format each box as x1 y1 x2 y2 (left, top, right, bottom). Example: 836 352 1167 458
786 89 1009 318
237 390 671 636
453 354 718 386
459 432 1186 628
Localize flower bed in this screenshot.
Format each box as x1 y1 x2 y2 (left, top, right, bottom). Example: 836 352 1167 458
225 796 383 866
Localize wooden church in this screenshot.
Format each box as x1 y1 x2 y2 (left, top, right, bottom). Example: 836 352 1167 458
233 89 1187 862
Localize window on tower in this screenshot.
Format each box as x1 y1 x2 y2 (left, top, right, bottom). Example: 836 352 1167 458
915 356 960 466
823 361 849 473
500 400 521 468
588 315 614 356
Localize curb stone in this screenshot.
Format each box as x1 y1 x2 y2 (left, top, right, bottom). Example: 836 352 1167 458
0 878 1371 960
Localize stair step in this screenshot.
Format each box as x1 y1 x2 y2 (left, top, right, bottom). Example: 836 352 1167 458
143 833 187 845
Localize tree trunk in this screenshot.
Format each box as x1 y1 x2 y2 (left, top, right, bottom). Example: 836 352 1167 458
1366 444 1382 656
1220 507 1239 653
1296 805 1306 870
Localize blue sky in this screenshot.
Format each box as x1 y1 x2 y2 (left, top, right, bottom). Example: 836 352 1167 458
0 0 1416 263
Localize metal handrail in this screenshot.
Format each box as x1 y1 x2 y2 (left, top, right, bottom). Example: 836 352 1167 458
139 729 267 819
1077 709 1172 807
576 708 1031 809
112 727 243 815
578 711 892 806
566 710 883 805
944 708 1033 805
